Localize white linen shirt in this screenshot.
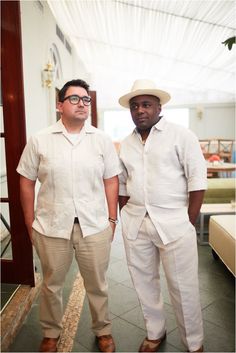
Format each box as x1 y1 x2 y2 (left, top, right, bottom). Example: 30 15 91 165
17 119 121 239
119 117 207 244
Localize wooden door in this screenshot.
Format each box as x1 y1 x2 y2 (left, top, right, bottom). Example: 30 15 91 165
1 1 35 286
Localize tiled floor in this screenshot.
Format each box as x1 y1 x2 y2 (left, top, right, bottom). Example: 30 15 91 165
1 283 20 311
6 224 235 352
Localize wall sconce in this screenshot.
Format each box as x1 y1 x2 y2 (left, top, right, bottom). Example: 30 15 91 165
196 106 204 120
42 62 55 88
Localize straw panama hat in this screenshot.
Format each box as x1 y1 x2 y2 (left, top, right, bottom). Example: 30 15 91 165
119 79 171 108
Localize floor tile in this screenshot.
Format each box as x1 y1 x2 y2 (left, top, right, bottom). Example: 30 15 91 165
109 316 146 352
198 244 235 277
199 287 221 309
107 276 119 288
109 256 121 265
8 320 42 352
120 278 134 289
202 319 235 352
109 283 140 316
110 242 126 260
202 298 235 331
72 341 90 352
119 305 145 330
1 284 19 310
198 268 234 296
107 259 131 283
166 328 188 351
119 303 178 333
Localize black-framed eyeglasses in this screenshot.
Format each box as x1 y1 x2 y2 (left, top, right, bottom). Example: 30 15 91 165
63 95 92 106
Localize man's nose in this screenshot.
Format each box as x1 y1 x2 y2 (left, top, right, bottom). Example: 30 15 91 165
78 99 85 106
137 105 144 113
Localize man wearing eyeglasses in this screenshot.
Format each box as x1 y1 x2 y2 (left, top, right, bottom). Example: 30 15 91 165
17 79 120 352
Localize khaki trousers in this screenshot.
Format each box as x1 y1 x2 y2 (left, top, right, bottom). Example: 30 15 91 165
33 223 112 338
122 214 204 352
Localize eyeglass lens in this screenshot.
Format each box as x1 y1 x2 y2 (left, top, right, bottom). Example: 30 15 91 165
64 95 91 105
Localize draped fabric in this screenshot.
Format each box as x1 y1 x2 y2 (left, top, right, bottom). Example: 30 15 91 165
47 0 236 109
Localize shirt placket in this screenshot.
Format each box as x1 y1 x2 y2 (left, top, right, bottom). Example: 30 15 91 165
71 144 78 217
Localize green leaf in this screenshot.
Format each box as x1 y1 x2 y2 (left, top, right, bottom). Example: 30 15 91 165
222 36 236 50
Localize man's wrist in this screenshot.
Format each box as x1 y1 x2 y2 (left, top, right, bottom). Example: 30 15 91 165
108 217 119 225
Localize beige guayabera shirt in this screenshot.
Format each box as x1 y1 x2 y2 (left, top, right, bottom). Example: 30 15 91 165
119 117 207 244
17 119 121 239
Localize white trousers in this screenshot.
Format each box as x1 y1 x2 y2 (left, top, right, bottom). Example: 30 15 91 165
33 224 112 338
122 214 204 351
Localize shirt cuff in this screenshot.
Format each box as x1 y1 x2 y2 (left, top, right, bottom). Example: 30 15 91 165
16 166 37 181
188 178 208 192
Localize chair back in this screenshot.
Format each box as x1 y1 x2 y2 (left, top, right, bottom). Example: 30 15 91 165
218 139 234 162
199 140 210 152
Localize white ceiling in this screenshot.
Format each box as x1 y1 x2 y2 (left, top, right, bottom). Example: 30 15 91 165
47 0 236 110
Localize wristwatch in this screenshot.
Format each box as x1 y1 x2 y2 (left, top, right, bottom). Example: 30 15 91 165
108 217 119 225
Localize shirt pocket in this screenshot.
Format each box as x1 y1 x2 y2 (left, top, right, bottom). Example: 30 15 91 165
38 156 68 183
76 153 104 196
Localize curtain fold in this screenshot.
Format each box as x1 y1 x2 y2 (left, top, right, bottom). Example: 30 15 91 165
47 0 235 108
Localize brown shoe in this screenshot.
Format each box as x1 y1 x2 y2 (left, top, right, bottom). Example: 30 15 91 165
39 337 59 352
139 332 166 352
187 346 204 352
96 334 116 352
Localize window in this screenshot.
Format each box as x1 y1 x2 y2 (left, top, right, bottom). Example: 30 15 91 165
104 110 134 141
103 108 189 141
162 108 189 128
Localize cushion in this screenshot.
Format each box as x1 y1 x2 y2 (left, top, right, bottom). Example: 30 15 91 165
204 178 235 204
209 215 235 275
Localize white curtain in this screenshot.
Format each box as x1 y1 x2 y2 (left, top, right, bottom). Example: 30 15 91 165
47 0 236 109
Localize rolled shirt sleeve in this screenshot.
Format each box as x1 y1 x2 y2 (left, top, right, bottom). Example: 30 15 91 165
17 136 39 181
102 134 122 179
181 130 207 192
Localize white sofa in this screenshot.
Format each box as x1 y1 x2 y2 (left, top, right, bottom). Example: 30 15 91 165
209 215 235 276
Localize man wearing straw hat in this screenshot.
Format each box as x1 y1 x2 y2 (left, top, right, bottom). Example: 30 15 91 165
118 79 207 352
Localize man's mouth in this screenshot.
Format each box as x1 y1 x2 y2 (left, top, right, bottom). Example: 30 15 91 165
136 117 148 122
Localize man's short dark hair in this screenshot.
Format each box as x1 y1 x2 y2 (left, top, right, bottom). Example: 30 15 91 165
58 79 90 102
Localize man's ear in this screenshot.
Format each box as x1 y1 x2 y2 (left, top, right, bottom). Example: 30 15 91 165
57 101 63 113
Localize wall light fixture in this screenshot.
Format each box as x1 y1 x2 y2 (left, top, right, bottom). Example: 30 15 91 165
42 62 55 88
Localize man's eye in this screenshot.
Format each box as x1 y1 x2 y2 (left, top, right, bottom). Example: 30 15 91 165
130 104 138 110
143 103 151 108
70 96 79 102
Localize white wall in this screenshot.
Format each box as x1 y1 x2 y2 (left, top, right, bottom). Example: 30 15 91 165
20 0 89 138
189 103 235 139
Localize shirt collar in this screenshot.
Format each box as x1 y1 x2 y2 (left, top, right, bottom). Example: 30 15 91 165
51 119 96 134
153 116 167 131
133 117 167 136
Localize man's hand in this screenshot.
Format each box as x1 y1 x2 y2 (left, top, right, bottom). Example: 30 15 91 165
109 221 116 240
188 190 205 225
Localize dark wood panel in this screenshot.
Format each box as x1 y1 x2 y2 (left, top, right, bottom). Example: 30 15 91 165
1 1 35 285
90 91 97 127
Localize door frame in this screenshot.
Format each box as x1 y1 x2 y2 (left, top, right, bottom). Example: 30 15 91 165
1 1 35 286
